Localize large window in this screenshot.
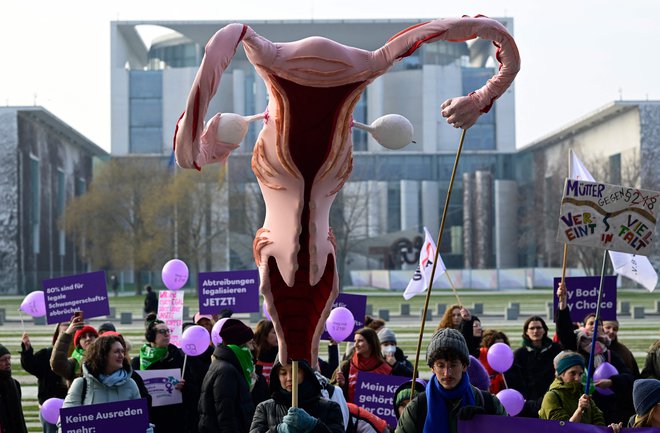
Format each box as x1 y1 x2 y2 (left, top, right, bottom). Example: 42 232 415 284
29 156 40 254
129 70 163 154
462 67 496 150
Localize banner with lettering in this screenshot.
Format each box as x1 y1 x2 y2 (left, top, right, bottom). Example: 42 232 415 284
459 414 656 433
135 368 183 407
43 271 110 325
158 291 184 348
557 179 659 255
60 398 149 433
553 276 617 322
321 293 367 342
198 270 260 314
353 372 411 427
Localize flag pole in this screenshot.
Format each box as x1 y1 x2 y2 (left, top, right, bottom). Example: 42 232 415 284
559 150 573 305
445 271 462 307
292 360 299 408
585 249 609 395
411 129 467 393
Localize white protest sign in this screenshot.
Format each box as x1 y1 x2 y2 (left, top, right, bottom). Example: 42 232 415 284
158 291 184 348
135 368 183 407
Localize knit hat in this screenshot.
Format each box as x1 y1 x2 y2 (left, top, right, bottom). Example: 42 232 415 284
377 328 397 345
426 328 470 366
556 353 585 375
219 319 254 346
73 325 99 347
98 322 116 334
0 343 9 358
194 313 213 324
632 379 660 416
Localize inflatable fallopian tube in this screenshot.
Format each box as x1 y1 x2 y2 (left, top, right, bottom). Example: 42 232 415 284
174 16 520 366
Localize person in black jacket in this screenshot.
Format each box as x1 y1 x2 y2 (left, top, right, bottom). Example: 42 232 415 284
0 343 27 433
377 328 414 378
198 319 256 433
20 324 69 433
249 360 344 433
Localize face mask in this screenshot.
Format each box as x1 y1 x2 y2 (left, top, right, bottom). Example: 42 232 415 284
383 345 397 356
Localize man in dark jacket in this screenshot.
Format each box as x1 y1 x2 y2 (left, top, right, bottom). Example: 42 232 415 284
0 344 28 433
198 319 256 433
603 320 640 378
395 329 506 433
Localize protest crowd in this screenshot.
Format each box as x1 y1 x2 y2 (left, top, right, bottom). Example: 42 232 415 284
3 282 660 433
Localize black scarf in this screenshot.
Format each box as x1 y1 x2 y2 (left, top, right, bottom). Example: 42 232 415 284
0 371 28 433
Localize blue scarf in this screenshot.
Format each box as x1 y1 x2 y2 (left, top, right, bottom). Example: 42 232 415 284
424 372 475 433
99 368 129 386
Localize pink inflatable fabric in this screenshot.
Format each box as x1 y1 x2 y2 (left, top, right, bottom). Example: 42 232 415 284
174 16 520 365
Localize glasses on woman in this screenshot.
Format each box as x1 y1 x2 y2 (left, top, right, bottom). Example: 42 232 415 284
156 329 171 336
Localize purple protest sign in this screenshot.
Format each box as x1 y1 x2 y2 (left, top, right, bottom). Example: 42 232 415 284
42 271 110 325
553 276 617 322
353 372 410 427
60 398 148 433
459 414 655 433
321 293 367 341
198 270 260 315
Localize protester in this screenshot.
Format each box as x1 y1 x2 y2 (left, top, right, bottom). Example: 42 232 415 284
314 371 349 431
50 315 98 385
555 282 634 424
505 315 562 418
132 319 186 433
346 402 391 433
61 335 152 432
628 378 660 427
0 343 28 433
459 313 482 358
98 322 117 335
435 304 464 331
395 328 506 433
343 317 386 361
478 329 509 394
249 360 344 433
603 320 640 378
641 338 660 380
333 328 393 403
144 285 158 314
377 328 414 378
198 318 256 433
254 320 278 385
538 351 621 432
392 380 425 421
20 324 69 433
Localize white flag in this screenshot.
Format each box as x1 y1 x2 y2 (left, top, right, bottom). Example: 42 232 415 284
403 227 446 300
569 149 658 291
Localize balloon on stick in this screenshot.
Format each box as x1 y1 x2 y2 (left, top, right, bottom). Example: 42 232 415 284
593 362 618 395
181 325 211 356
20 291 46 317
496 389 525 416
40 398 64 424
487 342 514 373
211 318 229 346
325 307 355 342
162 259 189 290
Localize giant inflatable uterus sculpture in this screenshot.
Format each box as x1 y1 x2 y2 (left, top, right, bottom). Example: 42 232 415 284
174 16 520 366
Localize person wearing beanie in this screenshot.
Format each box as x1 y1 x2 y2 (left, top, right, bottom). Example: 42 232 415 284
629 378 660 427
131 319 188 433
50 314 98 385
396 328 506 433
250 360 344 433
0 343 28 433
539 351 621 432
393 380 426 420
20 323 69 433
98 322 117 335
378 328 414 378
198 318 256 433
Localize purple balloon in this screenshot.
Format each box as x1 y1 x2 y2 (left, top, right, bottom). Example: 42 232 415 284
40 397 64 424
263 300 272 320
20 291 46 317
487 342 514 373
467 355 491 391
162 259 189 291
211 318 229 346
496 389 525 416
326 307 355 342
593 362 618 395
181 325 211 356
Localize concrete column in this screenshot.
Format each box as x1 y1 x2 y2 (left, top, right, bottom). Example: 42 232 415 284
474 171 493 269
232 69 246 115
463 172 475 268
494 180 519 268
366 76 384 152
400 180 420 231
421 181 440 238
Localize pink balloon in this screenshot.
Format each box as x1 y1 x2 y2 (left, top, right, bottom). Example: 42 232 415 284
487 343 514 373
496 389 525 416
467 355 491 391
40 397 64 424
593 362 618 395
181 325 211 356
263 300 271 320
20 291 46 317
211 318 229 346
162 259 189 290
326 307 355 342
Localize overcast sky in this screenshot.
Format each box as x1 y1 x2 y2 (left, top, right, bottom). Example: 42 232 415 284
2 0 659 153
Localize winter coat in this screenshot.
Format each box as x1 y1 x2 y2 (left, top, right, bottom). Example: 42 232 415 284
390 347 414 378
131 344 187 433
197 344 255 433
62 364 140 406
538 378 605 425
640 340 660 380
395 386 506 433
50 332 80 384
609 339 640 379
0 373 28 433
20 344 68 404
504 337 562 418
249 361 344 433
185 344 214 433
